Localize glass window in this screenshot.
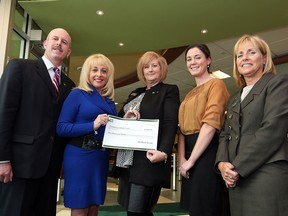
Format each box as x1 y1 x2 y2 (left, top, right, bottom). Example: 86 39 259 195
9 31 26 59
29 20 45 59
12 3 44 60
14 3 26 31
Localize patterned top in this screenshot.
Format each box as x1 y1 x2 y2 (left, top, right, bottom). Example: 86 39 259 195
179 78 229 135
116 93 145 168
123 92 145 113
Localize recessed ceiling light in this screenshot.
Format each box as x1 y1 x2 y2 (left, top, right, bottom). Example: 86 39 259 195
118 42 124 46
201 29 208 34
96 10 104 16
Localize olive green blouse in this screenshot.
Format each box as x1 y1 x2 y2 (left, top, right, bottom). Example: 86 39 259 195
179 78 229 135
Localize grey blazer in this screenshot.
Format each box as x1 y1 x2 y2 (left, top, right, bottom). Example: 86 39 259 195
216 72 288 178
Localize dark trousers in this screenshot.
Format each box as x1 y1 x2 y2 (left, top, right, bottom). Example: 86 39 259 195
0 172 59 216
118 168 161 215
0 143 63 216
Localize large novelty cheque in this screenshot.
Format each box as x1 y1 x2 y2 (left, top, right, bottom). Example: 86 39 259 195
102 115 159 151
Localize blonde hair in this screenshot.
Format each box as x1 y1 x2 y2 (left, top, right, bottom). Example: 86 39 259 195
77 54 115 100
137 51 168 84
233 34 276 87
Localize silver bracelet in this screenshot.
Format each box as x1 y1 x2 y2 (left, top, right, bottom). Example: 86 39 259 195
161 151 168 163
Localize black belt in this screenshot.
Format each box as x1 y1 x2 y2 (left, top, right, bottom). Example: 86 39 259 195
70 135 103 150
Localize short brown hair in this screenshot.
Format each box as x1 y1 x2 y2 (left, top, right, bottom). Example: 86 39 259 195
137 51 168 84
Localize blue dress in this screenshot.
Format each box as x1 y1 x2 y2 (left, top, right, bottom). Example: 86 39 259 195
57 87 117 208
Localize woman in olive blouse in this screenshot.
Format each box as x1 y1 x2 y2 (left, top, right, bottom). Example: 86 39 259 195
178 44 230 216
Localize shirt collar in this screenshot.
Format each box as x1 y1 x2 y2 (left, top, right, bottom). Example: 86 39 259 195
42 56 62 71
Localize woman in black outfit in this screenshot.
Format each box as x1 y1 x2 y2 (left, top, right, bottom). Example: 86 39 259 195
116 51 180 216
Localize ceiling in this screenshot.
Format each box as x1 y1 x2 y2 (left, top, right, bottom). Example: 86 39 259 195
18 0 288 107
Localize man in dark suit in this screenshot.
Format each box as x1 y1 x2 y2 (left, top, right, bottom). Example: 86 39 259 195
0 28 75 216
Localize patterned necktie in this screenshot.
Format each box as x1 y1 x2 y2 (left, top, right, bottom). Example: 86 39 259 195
53 67 60 95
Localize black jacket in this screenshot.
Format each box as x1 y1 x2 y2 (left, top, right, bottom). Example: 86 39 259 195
0 58 75 178
119 82 180 188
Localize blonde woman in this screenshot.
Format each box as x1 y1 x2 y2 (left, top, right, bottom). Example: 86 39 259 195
216 35 288 216
57 54 117 216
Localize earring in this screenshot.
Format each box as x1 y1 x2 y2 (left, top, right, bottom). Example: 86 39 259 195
207 64 210 68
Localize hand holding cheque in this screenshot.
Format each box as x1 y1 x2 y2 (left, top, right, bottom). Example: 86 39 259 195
102 115 159 151
123 108 141 120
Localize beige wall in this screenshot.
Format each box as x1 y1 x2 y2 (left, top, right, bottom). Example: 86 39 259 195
0 0 15 77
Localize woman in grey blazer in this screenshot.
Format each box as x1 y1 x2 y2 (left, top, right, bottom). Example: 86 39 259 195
216 34 288 216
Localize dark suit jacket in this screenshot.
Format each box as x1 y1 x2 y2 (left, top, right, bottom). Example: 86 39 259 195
216 73 288 178
119 82 180 188
0 58 75 179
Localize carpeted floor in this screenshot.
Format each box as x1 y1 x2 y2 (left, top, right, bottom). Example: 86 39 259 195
57 178 187 216
98 202 188 216
57 203 188 216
